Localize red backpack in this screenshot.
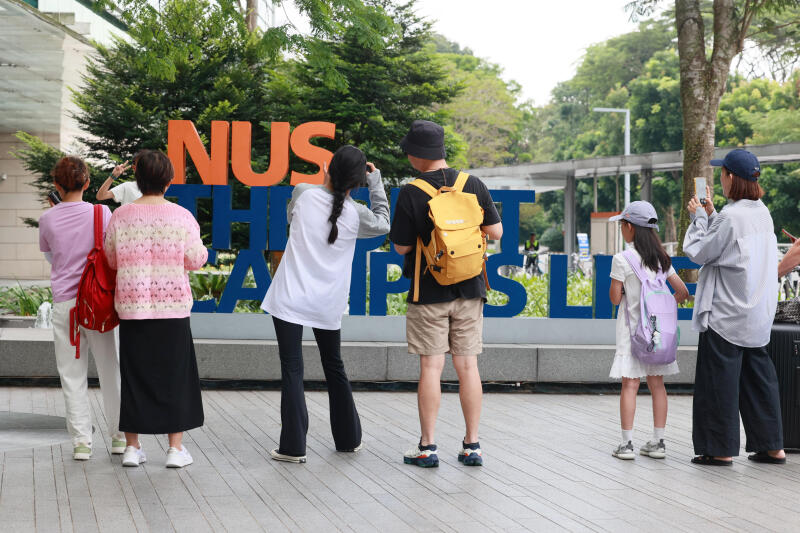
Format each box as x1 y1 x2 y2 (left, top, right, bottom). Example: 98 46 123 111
69 204 119 358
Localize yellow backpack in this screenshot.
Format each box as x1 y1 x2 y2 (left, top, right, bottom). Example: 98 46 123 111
410 171 489 302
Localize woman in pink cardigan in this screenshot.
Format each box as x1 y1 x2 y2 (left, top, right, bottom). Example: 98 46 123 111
104 150 207 469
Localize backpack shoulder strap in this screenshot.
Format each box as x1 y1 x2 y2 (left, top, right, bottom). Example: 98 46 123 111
453 171 469 192
410 179 438 198
93 204 103 250
621 249 650 283
413 236 423 303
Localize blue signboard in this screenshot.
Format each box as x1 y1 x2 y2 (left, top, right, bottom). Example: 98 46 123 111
166 184 699 319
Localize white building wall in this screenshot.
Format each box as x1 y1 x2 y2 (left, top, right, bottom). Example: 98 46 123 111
0 9 99 280
38 0 127 46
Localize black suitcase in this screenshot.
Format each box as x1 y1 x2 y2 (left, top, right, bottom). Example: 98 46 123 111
767 323 800 451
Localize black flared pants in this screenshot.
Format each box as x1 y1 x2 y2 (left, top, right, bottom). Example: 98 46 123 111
693 328 783 457
272 316 362 456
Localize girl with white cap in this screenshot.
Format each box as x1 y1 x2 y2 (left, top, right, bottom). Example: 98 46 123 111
608 201 689 460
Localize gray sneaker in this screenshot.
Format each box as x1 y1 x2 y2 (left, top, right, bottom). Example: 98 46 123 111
612 441 635 460
640 439 666 459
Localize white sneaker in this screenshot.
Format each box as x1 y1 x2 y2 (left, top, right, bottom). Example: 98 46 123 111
111 438 126 455
612 441 636 460
640 439 666 459
122 445 146 467
166 446 193 468
270 448 307 463
73 443 92 461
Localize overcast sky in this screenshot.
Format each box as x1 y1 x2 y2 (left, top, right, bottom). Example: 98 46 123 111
275 1 642 106
413 0 640 105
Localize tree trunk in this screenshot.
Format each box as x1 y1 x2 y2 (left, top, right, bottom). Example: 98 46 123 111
675 0 750 254
246 0 258 32
665 203 677 244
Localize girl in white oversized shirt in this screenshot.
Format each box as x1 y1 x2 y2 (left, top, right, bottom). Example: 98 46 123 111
261 145 389 463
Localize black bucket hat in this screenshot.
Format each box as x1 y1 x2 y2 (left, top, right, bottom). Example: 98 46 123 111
399 120 446 160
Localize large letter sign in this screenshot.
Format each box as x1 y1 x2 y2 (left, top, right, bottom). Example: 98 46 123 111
166 119 700 318
168 120 229 185
230 121 290 186
168 119 335 186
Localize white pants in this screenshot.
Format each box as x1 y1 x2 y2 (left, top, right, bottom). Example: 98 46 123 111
52 299 123 446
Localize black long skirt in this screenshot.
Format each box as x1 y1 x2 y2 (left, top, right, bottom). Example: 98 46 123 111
119 317 204 434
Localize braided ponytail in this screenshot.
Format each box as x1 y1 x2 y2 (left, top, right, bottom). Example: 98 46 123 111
328 186 347 244
325 145 367 244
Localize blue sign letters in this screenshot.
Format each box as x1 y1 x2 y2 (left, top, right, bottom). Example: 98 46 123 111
166 184 699 319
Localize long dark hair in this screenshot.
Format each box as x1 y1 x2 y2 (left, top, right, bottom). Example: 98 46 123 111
627 221 671 273
327 145 367 244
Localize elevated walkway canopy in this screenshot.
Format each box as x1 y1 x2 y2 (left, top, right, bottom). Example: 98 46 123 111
468 142 800 255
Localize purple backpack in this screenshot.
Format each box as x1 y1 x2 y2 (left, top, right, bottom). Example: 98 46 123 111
622 250 678 365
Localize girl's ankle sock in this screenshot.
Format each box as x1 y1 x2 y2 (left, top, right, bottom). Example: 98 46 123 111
653 427 665 442
621 429 633 444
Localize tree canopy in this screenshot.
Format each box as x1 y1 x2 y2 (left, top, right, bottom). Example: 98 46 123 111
13 0 800 249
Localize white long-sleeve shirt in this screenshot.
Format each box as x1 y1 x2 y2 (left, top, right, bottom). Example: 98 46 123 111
261 170 390 330
682 199 777 347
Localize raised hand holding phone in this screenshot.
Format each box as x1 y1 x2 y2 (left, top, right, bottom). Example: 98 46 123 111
688 181 714 216
694 177 707 206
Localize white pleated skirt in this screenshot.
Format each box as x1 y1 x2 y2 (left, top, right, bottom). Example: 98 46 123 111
609 351 680 380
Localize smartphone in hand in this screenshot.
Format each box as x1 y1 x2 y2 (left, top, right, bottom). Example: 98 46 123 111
48 190 61 205
694 177 707 206
782 228 796 243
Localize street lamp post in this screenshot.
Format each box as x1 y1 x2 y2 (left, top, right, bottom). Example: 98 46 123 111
593 107 631 207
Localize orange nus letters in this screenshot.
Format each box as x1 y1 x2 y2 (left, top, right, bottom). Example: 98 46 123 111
168 120 229 185
167 119 335 186
230 121 290 187
289 121 336 185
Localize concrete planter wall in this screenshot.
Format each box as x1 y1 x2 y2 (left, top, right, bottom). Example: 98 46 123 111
0 315 700 384
190 314 700 346
0 316 36 328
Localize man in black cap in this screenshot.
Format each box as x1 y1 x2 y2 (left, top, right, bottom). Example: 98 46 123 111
390 119 502 468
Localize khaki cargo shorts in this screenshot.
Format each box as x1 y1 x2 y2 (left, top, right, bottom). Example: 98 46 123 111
405 298 483 356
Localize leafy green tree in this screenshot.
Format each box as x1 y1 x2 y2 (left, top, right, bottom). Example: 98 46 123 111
14 0 459 242
105 0 394 90
760 164 800 243
434 52 521 167
518 204 551 246
74 0 269 169
261 1 461 185
628 0 797 251
746 70 800 144
735 4 800 81
716 77 780 145
15 0 277 246
521 21 677 243
628 49 683 153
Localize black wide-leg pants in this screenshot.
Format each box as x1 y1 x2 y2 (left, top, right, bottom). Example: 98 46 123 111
272 316 362 456
693 328 783 457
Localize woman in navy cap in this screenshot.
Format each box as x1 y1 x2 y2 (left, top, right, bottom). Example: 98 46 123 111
683 149 786 466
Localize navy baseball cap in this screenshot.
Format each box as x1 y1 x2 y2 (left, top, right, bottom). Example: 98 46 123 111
710 148 761 181
608 201 659 231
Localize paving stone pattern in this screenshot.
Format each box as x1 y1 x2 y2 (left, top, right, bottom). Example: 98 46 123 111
0 387 798 532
